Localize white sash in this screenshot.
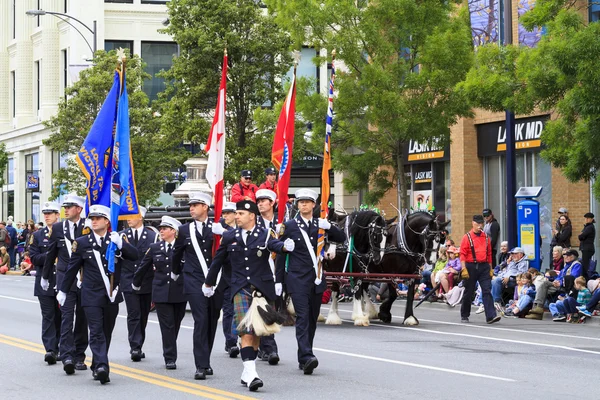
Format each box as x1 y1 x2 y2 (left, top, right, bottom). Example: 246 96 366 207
296 220 321 285
190 222 221 286
264 229 276 278
92 249 117 302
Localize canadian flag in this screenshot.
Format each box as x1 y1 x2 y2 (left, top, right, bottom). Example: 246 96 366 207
205 53 227 253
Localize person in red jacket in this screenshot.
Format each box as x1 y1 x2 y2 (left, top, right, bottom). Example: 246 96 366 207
230 170 259 202
258 167 277 192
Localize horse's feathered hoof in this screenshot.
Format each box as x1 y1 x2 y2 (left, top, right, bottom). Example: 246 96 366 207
403 316 419 326
317 313 326 322
353 316 370 326
325 313 343 325
378 312 392 323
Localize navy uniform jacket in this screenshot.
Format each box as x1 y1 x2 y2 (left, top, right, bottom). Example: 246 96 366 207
120 227 158 295
42 220 85 292
60 234 139 307
256 215 276 231
172 219 214 295
205 226 285 302
29 227 56 297
133 241 185 304
275 215 345 294
214 219 235 290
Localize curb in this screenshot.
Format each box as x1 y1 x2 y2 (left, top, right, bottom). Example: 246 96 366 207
3 270 28 276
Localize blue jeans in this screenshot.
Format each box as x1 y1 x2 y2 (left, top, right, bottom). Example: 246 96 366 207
421 270 432 287
516 295 533 311
549 301 566 317
491 276 515 303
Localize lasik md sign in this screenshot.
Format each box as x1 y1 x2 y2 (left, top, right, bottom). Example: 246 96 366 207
477 115 549 157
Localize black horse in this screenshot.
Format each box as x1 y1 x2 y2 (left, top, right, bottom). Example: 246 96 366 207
372 211 449 325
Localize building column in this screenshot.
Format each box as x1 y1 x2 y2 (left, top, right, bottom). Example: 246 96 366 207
13 151 26 223
450 118 484 237
14 0 36 128
333 171 359 214
39 145 53 204
39 0 62 120
0 0 11 131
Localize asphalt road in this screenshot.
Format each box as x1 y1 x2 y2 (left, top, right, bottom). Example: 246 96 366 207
1 274 599 400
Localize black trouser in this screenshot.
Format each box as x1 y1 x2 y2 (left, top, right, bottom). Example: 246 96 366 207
155 302 187 363
460 262 496 321
581 250 595 279
84 303 119 373
38 295 61 353
259 335 278 355
290 288 322 364
221 286 237 348
123 292 152 352
59 289 88 363
187 290 224 369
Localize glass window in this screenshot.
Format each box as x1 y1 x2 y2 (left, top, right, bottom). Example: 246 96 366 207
11 71 15 118
35 61 41 113
25 153 41 223
533 152 552 265
287 47 319 93
591 2 600 22
105 1 133 3
141 41 178 101
8 158 14 185
105 40 133 55
484 155 506 241
141 0 169 3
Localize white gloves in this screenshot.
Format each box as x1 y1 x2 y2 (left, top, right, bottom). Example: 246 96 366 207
202 285 214 297
132 283 141 291
275 223 282 233
318 218 331 230
211 223 225 235
275 283 283 296
314 277 322 285
109 231 123 249
109 287 119 302
284 238 295 252
40 278 49 291
170 272 179 281
56 290 67 307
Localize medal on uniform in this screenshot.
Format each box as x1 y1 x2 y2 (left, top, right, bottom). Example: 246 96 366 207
257 249 262 257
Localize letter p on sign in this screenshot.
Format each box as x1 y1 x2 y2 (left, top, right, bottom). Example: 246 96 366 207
524 208 532 218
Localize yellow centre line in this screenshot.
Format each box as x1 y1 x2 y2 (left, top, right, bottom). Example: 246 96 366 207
0 334 255 400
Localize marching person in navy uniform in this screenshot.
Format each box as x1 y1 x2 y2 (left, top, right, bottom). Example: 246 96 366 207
203 200 294 391
171 192 222 380
120 206 157 362
254 189 280 365
133 216 185 370
41 194 89 374
276 189 345 375
30 201 62 365
56 204 138 385
211 201 240 358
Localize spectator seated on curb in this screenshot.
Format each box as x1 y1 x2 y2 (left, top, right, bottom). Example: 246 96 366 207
0 246 9 274
19 252 33 276
437 246 462 297
576 278 600 317
504 272 536 318
495 241 510 274
525 269 558 320
550 277 590 322
551 246 565 272
426 246 447 289
492 247 529 312
368 282 389 304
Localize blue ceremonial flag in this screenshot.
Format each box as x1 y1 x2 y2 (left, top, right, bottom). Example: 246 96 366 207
76 72 120 213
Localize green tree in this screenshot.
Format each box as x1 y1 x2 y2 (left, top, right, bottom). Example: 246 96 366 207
44 50 188 204
159 0 294 185
266 0 474 207
459 2 600 198
0 143 8 187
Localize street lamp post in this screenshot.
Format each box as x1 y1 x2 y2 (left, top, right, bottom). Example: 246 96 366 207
26 9 96 56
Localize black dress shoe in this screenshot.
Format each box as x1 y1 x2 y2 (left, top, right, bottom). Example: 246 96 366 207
141 352 146 359
268 353 280 365
205 367 213 376
92 370 98 380
44 351 57 365
302 357 319 375
131 349 142 362
63 359 75 375
228 346 240 358
248 377 263 392
165 362 177 370
96 367 109 384
194 368 206 380
75 361 87 371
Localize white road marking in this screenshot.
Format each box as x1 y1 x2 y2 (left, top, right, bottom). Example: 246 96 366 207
0 294 38 304
313 347 516 382
322 306 600 342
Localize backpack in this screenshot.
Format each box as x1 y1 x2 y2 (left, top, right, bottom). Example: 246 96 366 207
1 228 10 247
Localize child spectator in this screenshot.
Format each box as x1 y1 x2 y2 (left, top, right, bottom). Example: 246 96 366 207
427 246 447 289
504 272 536 317
550 276 590 322
0 246 9 274
438 246 461 296
19 252 33 276
576 278 600 317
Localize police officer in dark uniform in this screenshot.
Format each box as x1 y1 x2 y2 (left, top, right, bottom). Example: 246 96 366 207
30 201 62 365
41 194 89 374
203 200 293 391
211 201 240 358
133 216 185 370
171 192 222 380
276 189 345 375
254 189 280 365
120 206 157 362
56 205 138 385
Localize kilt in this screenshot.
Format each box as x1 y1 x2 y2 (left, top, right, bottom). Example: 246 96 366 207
232 289 253 336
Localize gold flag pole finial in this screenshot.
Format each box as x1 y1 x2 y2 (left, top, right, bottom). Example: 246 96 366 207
331 49 336 58
292 50 301 66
